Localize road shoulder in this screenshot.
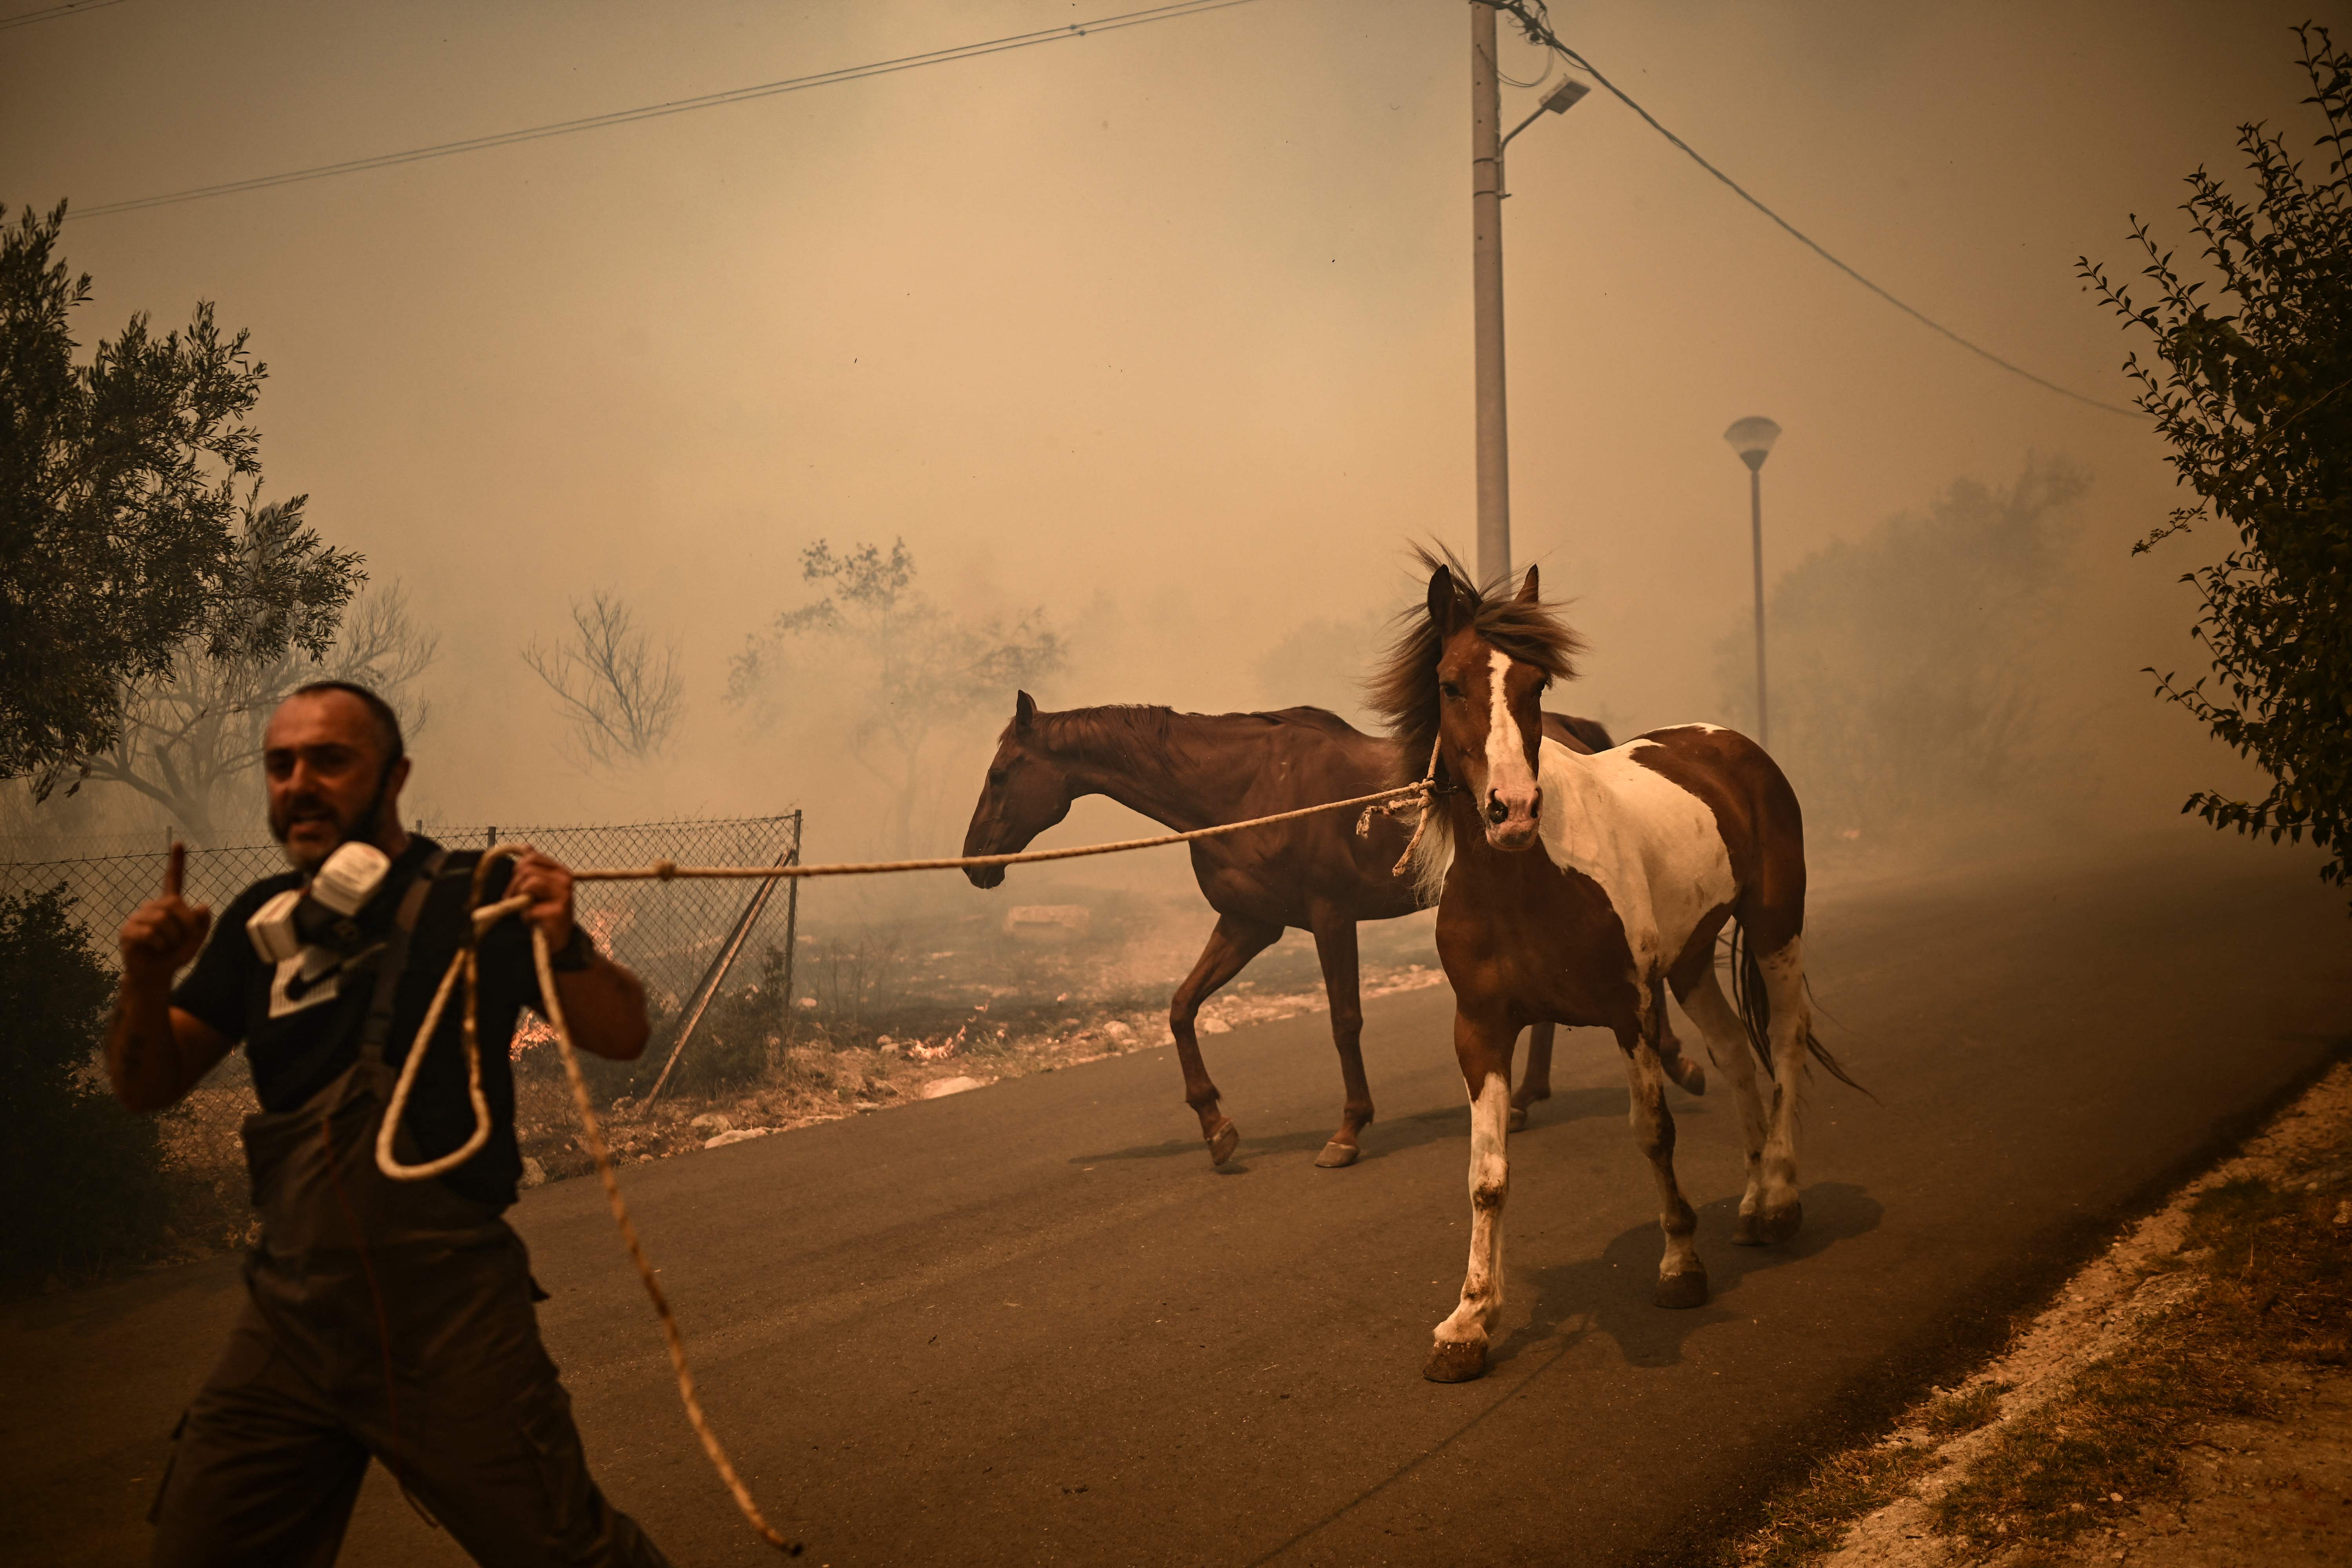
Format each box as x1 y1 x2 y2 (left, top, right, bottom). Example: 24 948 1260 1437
1731 1057 2352 1568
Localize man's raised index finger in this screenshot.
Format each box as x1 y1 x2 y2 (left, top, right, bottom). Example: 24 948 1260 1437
165 842 185 899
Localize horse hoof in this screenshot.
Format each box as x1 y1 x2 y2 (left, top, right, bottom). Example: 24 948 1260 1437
1732 1210 1764 1247
1757 1200 1803 1245
1669 1057 1707 1096
1206 1119 1240 1165
1422 1340 1488 1383
1506 1104 1529 1133
1653 1269 1710 1310
1314 1140 1360 1169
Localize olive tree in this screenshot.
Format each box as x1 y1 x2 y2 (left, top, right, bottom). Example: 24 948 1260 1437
1 201 356 783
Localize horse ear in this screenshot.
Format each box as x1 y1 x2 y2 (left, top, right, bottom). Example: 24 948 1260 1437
1013 691 1037 731
1425 567 1457 636
1517 564 1540 603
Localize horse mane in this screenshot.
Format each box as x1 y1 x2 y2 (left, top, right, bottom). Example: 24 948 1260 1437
1259 704 1362 737
1367 543 1587 794
1032 704 1180 769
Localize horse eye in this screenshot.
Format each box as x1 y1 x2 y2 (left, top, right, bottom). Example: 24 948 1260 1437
1439 681 1463 700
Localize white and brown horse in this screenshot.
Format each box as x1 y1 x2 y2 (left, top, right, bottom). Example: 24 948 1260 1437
1370 551 1857 1383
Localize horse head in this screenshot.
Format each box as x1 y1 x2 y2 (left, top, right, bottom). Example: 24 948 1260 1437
1371 546 1585 860
961 690 1076 889
1430 564 1552 851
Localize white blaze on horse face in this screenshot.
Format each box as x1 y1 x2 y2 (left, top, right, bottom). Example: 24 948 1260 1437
1481 649 1540 842
1533 733 1737 988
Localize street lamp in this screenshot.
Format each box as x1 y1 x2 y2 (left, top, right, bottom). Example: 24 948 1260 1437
1723 415 1782 749
1470 4 1588 586
1502 78 1592 165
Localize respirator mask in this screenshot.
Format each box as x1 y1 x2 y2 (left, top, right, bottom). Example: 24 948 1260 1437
247 841 394 966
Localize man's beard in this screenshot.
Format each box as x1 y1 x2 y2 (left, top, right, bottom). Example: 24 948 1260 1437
270 770 392 870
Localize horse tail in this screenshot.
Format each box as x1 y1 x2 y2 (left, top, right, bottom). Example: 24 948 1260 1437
1726 920 1871 1097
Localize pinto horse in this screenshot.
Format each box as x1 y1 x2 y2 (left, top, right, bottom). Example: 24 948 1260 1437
960 693 1640 1169
1370 552 1857 1383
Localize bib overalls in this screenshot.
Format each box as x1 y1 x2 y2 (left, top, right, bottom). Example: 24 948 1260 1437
149 857 671 1568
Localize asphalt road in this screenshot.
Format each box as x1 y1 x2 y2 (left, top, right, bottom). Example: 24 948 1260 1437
5 833 2348 1567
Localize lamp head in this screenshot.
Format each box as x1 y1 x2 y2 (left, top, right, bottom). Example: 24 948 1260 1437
1724 415 1782 472
1540 78 1590 115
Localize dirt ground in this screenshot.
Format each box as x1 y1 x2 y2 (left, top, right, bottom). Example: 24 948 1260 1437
1737 1060 2352 1568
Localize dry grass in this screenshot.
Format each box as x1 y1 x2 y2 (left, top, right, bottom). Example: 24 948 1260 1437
1931 1171 2349 1550
1920 1381 2011 1439
1724 1064 2352 1566
1739 1440 1946 1568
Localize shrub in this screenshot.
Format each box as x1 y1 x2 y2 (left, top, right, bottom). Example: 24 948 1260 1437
0 886 176 1278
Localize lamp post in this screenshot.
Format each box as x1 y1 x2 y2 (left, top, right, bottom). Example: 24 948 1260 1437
1723 416 1782 748
1471 3 1588 586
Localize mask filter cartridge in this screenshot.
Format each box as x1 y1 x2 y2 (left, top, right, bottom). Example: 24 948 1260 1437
248 841 393 964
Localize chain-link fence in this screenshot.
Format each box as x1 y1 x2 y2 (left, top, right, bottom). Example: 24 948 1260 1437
0 813 804 1015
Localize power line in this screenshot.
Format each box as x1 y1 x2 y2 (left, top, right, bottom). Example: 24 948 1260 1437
0 0 128 32
1491 0 2138 419
68 0 1265 220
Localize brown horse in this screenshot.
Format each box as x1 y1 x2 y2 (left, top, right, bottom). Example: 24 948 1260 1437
959 693 1633 1169
1369 550 1857 1383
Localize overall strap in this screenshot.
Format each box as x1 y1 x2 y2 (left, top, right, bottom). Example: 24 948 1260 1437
358 848 452 1064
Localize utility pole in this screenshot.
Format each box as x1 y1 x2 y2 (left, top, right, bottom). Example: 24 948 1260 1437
1471 1 1510 586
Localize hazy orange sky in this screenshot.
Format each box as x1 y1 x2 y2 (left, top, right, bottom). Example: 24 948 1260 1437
4 0 2327 851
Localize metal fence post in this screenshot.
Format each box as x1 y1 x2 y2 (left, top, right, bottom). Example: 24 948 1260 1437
635 822 800 1109
779 811 802 1044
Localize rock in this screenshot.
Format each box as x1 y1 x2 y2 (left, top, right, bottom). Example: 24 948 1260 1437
689 1112 733 1133
519 1156 548 1190
1200 1016 1232 1034
921 1075 988 1100
1103 1020 1134 1042
703 1127 773 1149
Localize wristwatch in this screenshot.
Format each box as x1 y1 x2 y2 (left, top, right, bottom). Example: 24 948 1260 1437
548 924 597 973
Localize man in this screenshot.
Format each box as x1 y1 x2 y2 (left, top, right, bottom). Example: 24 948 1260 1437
110 680 673 1567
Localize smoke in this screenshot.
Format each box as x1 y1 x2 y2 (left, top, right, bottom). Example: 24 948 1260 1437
2 0 2313 890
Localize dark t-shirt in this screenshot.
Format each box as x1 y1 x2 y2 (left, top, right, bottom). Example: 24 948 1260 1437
173 835 542 1211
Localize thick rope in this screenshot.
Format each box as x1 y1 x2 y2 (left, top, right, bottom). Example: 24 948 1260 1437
376 935 491 1180
368 778 1431 1553
564 780 1430 884
1385 734 1448 880
527 903 802 1554
384 857 800 1553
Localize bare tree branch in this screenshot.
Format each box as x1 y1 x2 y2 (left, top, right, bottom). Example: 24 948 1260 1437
522 591 684 771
